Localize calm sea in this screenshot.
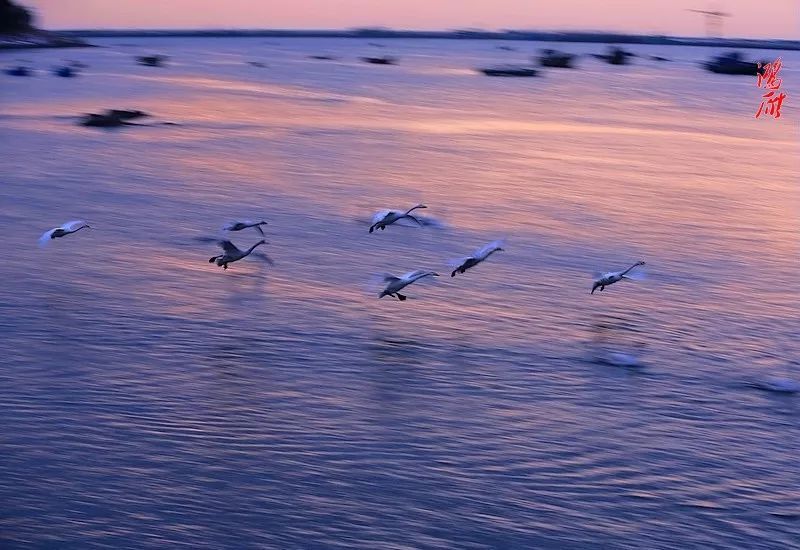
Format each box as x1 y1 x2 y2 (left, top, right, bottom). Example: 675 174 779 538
1 37 799 549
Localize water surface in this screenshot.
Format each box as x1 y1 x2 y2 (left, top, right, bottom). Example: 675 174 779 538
1 37 799 549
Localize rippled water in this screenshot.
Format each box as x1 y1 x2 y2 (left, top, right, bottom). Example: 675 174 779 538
1 37 799 549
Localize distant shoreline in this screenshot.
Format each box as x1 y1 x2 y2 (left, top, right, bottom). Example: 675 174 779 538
0 30 93 50
57 29 800 51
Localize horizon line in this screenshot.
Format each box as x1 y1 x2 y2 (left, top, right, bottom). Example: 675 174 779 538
48 27 800 42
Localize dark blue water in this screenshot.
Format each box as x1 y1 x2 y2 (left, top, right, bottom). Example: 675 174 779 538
1 37 799 548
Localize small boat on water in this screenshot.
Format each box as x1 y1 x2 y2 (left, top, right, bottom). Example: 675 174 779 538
80 109 150 127
537 49 576 68
361 56 397 65
136 55 167 67
4 65 31 76
53 66 77 77
479 65 539 77
592 47 635 65
702 51 763 76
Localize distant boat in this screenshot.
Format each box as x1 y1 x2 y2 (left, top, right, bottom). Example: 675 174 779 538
592 47 635 65
361 56 397 65
479 65 539 77
53 66 77 77
136 55 167 67
80 109 150 127
4 65 31 76
702 51 762 75
537 49 576 68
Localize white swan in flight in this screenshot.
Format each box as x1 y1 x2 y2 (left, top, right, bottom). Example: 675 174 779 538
39 220 92 247
451 240 505 277
379 270 439 300
222 220 267 236
208 239 272 270
369 204 427 233
591 261 646 294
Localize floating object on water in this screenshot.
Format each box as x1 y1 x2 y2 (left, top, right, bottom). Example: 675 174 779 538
39 220 92 247
4 65 31 76
591 261 646 294
222 220 268 236
702 51 762 75
53 66 77 77
361 56 397 65
753 377 800 394
136 55 167 67
592 47 635 65
594 349 643 368
369 204 427 233
379 270 439 301
479 65 539 77
80 109 150 127
451 240 505 277
209 240 272 270
537 49 576 68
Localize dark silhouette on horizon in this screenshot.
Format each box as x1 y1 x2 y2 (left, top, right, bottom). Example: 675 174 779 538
0 0 34 33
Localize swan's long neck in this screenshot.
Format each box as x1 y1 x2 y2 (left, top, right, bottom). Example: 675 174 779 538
405 204 425 215
244 241 265 256
71 225 89 234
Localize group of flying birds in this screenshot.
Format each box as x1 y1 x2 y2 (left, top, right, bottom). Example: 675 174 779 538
38 204 646 300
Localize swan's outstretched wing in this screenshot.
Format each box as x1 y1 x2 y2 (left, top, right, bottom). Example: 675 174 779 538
371 210 394 224
252 252 274 265
62 220 88 231
400 270 426 282
448 256 471 268
218 240 241 254
38 229 56 247
221 221 240 231
474 239 505 258
382 273 400 283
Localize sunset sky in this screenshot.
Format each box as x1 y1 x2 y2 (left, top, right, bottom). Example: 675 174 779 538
24 0 800 39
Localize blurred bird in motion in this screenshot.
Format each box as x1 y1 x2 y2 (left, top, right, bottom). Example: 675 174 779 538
369 204 427 233
451 240 505 277
222 220 268 236
379 270 439 300
209 239 272 270
39 220 92 247
591 261 646 294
